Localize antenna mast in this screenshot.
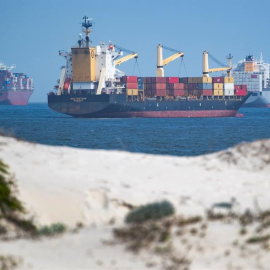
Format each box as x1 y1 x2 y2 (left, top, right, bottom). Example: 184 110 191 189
82 16 93 47
226 53 233 77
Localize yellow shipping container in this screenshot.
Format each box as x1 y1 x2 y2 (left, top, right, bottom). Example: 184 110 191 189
213 90 224 96
213 83 223 89
72 47 96 82
224 77 234 83
201 77 212 83
127 89 138 96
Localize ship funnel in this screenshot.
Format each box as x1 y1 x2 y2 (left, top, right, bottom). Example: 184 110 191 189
202 51 209 77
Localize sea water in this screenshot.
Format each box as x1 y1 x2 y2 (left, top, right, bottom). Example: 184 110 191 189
0 103 269 156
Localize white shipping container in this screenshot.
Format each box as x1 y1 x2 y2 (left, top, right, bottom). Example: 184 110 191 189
223 83 234 90
224 89 234 96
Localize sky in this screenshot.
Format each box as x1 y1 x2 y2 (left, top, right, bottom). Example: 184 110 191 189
1 0 270 102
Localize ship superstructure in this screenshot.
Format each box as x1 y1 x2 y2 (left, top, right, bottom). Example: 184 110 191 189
0 60 33 105
48 16 250 118
232 54 270 107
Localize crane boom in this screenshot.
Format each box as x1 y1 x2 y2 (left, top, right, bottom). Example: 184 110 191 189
202 51 232 77
156 44 184 77
114 53 138 66
163 52 184 66
208 67 231 73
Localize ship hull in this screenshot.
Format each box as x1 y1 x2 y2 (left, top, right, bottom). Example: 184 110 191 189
48 93 250 118
244 89 270 107
0 89 33 105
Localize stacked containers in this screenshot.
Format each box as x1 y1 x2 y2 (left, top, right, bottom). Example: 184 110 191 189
213 77 224 96
224 77 234 96
168 82 184 96
122 76 138 96
137 77 144 90
0 70 33 91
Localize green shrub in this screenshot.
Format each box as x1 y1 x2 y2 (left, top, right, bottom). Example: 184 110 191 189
0 160 25 216
38 223 67 236
125 200 175 224
246 234 270 244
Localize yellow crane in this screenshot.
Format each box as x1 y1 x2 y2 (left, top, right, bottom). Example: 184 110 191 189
156 44 184 77
113 45 138 66
202 51 232 77
114 52 138 66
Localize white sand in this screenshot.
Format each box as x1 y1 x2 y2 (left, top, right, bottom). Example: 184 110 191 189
0 136 269 270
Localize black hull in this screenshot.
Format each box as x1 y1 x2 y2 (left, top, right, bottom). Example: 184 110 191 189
48 93 251 118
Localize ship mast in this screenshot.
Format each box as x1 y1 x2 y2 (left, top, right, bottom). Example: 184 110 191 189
82 16 93 48
226 53 233 77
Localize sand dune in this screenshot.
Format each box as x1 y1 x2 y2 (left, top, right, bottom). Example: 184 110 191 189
0 136 269 270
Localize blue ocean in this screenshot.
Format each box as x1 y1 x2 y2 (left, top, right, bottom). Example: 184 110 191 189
0 103 269 156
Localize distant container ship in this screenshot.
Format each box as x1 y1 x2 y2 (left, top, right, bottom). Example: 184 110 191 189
232 55 270 107
0 60 33 105
48 17 250 118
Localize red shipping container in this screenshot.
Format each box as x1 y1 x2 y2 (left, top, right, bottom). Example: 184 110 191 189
213 77 224 83
155 89 167 96
235 89 247 96
173 83 184 90
126 83 138 89
122 76 138 83
167 77 179 83
151 77 167 83
234 85 241 90
202 90 212 96
155 83 166 90
174 90 184 96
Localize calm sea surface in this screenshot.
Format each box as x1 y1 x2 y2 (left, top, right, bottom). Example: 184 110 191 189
0 103 269 156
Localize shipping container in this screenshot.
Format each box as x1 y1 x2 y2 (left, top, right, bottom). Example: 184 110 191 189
137 77 144 84
201 77 212 83
167 77 179 83
173 89 185 96
224 77 234 83
213 83 223 89
138 82 144 90
213 90 223 96
202 90 212 96
212 77 224 83
223 83 234 90
224 89 234 96
152 77 167 83
155 83 167 90
155 89 167 96
234 84 247 90
235 89 247 96
121 76 138 83
173 83 184 90
198 83 212 90
187 77 212 83
169 83 184 90
126 83 138 89
144 89 153 96
126 89 138 96
192 90 199 96
181 77 189 83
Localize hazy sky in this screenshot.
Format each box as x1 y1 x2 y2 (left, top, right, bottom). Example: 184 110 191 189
1 0 269 102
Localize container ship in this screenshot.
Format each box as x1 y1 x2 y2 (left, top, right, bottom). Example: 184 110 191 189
0 60 33 105
48 17 250 118
232 54 270 107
